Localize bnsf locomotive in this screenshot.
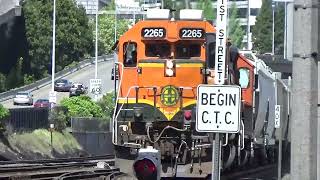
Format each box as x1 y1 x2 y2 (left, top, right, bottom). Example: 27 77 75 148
111 9 291 179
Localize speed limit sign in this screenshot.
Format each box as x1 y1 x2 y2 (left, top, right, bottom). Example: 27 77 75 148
90 79 102 95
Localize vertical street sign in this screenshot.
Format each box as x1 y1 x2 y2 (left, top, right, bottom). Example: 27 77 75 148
214 0 228 85
275 105 281 128
49 91 57 104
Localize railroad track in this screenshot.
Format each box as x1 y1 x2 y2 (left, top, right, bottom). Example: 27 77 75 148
221 164 277 180
0 154 125 179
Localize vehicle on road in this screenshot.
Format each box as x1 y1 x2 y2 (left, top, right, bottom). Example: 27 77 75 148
13 92 33 105
34 99 50 108
54 79 72 92
69 83 87 97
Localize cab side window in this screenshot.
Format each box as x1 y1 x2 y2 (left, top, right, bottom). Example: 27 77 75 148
239 68 250 88
123 42 137 67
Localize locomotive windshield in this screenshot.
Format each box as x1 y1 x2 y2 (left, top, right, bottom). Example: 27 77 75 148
145 41 201 59
145 42 170 58
175 42 201 58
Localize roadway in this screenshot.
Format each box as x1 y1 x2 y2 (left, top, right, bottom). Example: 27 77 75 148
1 60 115 109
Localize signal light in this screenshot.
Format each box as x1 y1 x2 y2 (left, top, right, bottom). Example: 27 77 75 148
184 110 192 121
133 146 161 180
133 158 157 180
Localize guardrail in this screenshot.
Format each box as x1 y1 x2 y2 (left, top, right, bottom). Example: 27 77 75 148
0 54 114 102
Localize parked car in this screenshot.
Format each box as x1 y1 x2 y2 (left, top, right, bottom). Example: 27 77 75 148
34 99 50 108
69 83 87 97
13 92 33 105
54 79 72 92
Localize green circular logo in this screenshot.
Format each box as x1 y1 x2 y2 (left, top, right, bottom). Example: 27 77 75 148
161 85 179 106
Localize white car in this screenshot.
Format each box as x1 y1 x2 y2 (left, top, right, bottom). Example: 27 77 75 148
13 92 33 105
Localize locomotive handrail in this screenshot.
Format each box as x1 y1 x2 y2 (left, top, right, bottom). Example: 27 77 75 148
241 120 245 150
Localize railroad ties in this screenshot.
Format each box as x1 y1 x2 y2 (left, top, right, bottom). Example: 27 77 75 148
0 155 128 179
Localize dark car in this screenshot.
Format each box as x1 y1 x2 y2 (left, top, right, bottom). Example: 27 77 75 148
34 99 50 108
69 83 87 97
54 79 72 92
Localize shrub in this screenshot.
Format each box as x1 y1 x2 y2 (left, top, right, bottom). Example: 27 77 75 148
60 96 104 121
97 92 115 122
48 107 67 131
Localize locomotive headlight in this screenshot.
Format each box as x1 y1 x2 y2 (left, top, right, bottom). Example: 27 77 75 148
165 68 174 77
165 60 175 77
166 60 174 69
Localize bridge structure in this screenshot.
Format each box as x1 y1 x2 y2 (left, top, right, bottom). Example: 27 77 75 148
0 0 21 26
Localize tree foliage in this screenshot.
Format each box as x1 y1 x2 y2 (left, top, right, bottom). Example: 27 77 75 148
228 2 245 48
97 92 115 121
23 0 93 78
274 3 284 55
99 13 129 54
0 73 6 93
61 96 104 120
197 0 215 21
252 0 273 54
0 104 9 120
5 57 24 89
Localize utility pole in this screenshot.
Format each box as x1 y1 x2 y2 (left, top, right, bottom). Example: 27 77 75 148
291 0 318 180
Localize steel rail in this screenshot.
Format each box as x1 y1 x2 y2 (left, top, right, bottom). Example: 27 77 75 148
0 154 114 165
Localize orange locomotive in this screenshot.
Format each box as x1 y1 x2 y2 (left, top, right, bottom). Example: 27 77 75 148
111 9 281 179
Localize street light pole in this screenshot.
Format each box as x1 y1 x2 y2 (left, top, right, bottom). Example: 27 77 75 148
284 2 287 59
51 0 56 93
95 0 98 79
272 1 275 55
94 0 99 101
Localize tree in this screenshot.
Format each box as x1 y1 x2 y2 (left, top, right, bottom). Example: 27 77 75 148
197 0 215 21
99 13 129 54
5 57 24 89
274 3 285 55
252 0 273 54
23 0 93 78
0 73 6 92
228 2 245 48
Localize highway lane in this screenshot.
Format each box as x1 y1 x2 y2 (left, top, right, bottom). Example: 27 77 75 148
1 60 115 109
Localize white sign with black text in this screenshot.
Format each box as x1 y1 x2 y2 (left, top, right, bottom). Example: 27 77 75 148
49 91 57 104
275 105 281 128
214 0 228 85
196 85 241 133
90 79 102 95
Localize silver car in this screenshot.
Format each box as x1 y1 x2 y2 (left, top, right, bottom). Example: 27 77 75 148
13 92 33 105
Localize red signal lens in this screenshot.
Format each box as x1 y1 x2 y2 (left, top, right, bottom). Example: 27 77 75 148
133 158 157 180
184 110 192 121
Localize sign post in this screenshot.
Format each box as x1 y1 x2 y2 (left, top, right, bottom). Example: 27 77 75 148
196 85 241 180
202 0 229 179
275 105 282 180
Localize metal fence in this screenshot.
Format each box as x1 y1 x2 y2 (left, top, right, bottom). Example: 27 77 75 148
5 107 49 132
71 117 113 155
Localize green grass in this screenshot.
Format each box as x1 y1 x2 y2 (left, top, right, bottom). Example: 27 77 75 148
8 129 82 158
